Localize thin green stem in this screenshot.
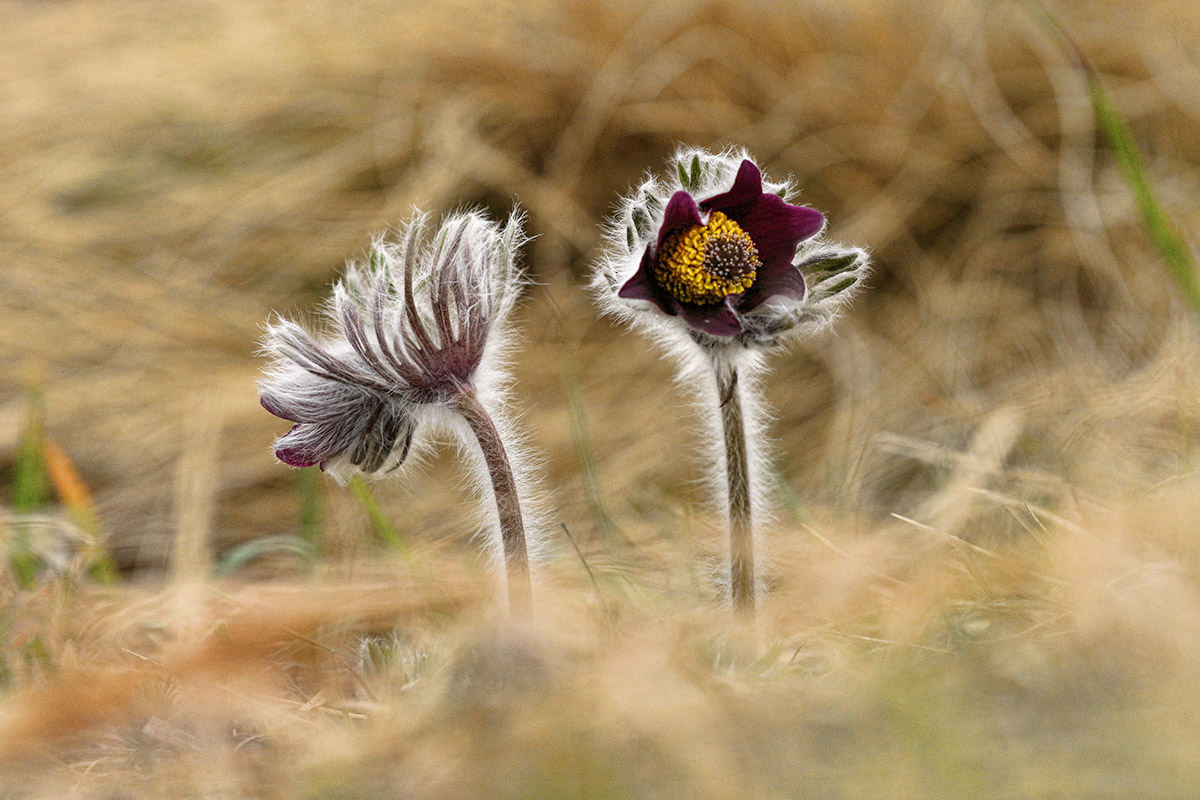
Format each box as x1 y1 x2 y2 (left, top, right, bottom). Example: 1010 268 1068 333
716 364 755 619
454 389 532 616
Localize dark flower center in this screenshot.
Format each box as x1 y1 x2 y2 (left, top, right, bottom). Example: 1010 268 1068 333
654 211 760 305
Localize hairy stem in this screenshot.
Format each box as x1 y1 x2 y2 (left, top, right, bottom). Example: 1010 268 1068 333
454 389 532 615
716 364 754 619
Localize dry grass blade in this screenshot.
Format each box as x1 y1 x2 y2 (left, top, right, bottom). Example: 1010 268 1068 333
3 0 1200 796
0 569 483 766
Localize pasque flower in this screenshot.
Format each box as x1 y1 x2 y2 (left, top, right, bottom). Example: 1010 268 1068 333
617 158 822 336
596 147 869 348
260 210 525 475
594 148 870 622
260 209 539 613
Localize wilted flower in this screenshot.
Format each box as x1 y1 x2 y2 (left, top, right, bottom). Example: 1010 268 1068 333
595 147 869 348
260 209 525 480
260 209 538 613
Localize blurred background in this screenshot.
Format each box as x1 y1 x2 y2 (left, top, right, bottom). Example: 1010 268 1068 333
4 0 1200 794
4 0 1198 571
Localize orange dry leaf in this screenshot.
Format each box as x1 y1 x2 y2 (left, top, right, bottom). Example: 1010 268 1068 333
42 440 96 518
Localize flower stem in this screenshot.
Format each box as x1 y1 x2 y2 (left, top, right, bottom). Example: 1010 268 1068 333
716 364 755 619
454 389 532 616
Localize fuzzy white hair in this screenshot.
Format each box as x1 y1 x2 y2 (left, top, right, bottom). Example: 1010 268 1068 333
590 145 872 610
260 208 550 600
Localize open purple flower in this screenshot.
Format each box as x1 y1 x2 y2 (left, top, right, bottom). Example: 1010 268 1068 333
592 147 871 621
595 148 869 348
616 158 823 336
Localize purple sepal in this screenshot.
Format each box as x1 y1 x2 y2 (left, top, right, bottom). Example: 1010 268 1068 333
262 395 323 467
675 296 743 336
262 377 414 472
703 160 824 285
275 427 321 468
617 193 702 315
657 190 703 247
739 265 806 313
700 159 765 217
260 392 292 421
701 159 823 327
617 248 662 304
276 446 320 468
737 198 823 275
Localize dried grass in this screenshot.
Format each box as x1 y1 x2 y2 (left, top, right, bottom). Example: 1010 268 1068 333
3 0 1200 795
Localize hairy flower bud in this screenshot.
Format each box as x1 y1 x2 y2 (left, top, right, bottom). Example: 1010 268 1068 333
260 209 528 482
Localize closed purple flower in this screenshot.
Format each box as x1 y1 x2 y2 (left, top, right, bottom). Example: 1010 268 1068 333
259 209 527 481
259 347 418 473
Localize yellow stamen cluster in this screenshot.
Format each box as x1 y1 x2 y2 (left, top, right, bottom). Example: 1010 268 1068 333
655 211 760 305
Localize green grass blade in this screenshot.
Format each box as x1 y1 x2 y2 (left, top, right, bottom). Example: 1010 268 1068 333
296 466 323 561
563 367 620 544
9 379 49 587
1028 0 1200 315
559 523 602 597
13 381 49 515
348 474 407 552
772 467 811 525
212 534 315 578
1089 77 1200 315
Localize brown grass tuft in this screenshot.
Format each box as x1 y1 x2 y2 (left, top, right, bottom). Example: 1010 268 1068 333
4 0 1200 795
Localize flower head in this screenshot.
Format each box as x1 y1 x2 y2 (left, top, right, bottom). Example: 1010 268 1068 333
259 209 527 480
595 147 869 347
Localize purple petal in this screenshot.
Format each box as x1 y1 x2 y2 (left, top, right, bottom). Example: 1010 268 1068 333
269 390 418 472
698 159 824 307
677 297 743 336
275 425 322 467
616 191 704 316
739 264 806 313
617 248 663 303
276 449 320 468
656 191 703 250
699 160 764 216
260 362 385 424
737 198 824 271
617 193 701 310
